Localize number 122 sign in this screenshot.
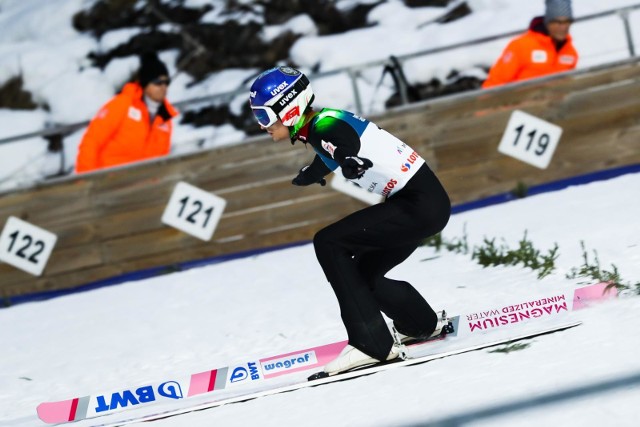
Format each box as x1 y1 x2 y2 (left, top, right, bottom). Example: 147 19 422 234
498 110 563 169
162 182 227 241
0 216 58 276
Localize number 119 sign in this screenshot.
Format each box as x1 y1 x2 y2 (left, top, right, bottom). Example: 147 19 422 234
162 182 227 241
498 110 563 169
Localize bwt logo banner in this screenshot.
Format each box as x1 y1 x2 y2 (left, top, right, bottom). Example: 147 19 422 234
261 351 318 375
94 381 183 413
228 361 263 385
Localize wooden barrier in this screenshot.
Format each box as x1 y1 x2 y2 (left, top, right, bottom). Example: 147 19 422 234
1 59 638 301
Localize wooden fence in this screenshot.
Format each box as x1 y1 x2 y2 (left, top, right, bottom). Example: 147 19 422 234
1 59 638 301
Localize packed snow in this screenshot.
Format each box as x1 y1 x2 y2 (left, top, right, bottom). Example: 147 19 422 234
0 0 639 190
0 1 639 425
1 170 639 427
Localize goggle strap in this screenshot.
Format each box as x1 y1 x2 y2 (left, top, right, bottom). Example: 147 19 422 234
271 75 309 116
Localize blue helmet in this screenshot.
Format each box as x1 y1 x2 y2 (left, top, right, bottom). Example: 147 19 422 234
249 66 314 128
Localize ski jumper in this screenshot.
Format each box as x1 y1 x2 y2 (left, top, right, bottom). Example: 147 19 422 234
296 108 451 361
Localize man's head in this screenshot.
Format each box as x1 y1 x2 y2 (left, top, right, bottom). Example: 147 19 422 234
249 66 315 141
545 0 573 42
139 52 170 103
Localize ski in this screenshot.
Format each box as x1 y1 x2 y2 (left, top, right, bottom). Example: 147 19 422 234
98 320 582 426
36 282 614 426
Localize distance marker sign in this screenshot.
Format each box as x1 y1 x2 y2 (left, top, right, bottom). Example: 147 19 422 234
162 182 227 241
0 216 58 276
498 110 563 169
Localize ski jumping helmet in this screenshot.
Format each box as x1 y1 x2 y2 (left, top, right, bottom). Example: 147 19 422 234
249 66 314 128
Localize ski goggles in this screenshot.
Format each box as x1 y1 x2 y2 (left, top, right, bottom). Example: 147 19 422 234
251 106 279 128
251 74 310 128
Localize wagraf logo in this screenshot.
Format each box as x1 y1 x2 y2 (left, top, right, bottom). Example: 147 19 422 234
94 381 183 413
230 362 261 383
270 81 289 96
261 351 318 375
249 90 257 98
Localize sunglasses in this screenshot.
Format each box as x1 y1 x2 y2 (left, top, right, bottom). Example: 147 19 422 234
549 19 573 25
150 77 171 86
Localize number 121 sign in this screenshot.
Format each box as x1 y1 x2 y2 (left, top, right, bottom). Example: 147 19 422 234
498 110 563 169
162 182 227 241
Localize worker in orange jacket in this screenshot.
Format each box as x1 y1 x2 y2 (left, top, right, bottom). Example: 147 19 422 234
482 0 578 89
75 52 178 173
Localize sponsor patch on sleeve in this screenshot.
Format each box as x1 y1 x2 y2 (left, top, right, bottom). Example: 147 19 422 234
321 139 337 158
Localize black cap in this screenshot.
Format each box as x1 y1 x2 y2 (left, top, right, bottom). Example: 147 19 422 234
138 52 169 88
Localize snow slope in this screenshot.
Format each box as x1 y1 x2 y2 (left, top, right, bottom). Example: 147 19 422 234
0 0 639 190
0 171 638 427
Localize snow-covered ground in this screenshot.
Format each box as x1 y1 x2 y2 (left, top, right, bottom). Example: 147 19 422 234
0 0 639 190
0 170 638 427
1 2 639 424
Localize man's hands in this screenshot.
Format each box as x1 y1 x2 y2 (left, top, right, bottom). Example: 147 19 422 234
341 156 373 179
292 165 326 186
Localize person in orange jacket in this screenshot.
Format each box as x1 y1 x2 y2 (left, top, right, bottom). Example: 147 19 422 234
75 52 178 173
482 0 578 89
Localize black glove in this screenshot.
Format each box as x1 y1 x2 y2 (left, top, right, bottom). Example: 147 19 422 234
292 165 326 186
341 156 373 180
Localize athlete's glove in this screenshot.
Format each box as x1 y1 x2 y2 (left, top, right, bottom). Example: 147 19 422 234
292 165 326 186
341 156 373 180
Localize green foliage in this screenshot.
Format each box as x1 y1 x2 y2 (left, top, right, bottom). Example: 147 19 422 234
489 341 531 354
423 226 469 255
423 227 638 293
566 241 640 294
422 232 444 251
472 232 559 279
423 229 557 278
511 181 529 199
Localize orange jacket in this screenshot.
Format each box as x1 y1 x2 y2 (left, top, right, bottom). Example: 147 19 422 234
482 18 578 89
75 82 178 173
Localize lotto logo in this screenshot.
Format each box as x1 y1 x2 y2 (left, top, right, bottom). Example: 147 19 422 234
401 151 420 172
